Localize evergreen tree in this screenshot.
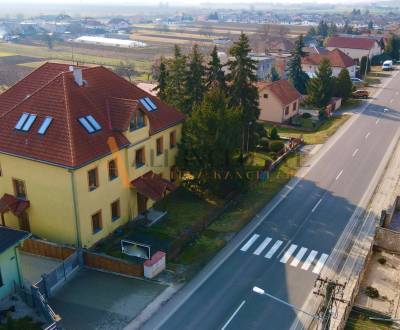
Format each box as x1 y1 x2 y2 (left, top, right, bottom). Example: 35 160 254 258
176 88 241 187
270 66 280 82
287 35 309 94
307 26 317 37
334 68 353 101
227 33 260 155
184 44 206 114
317 20 329 37
165 45 187 112
328 23 338 36
307 58 334 109
368 20 374 30
154 58 168 101
206 45 227 91
359 56 371 78
385 34 400 60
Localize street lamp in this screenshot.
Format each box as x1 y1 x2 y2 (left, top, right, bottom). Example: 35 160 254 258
252 286 322 321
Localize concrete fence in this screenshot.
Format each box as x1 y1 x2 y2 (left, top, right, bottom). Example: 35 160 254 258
375 227 400 253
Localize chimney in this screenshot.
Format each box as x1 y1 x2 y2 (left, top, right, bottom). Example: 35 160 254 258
72 67 83 87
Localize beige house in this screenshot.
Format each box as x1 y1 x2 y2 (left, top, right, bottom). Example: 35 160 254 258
257 80 302 124
326 36 382 63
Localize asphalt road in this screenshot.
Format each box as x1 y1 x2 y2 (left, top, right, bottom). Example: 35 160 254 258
150 70 400 330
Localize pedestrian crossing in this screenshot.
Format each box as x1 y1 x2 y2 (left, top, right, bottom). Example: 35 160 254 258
239 234 329 275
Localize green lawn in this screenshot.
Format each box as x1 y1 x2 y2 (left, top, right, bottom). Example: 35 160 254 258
345 310 393 330
263 114 351 145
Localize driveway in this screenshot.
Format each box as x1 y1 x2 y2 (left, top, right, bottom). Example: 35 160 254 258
20 252 62 285
49 268 167 330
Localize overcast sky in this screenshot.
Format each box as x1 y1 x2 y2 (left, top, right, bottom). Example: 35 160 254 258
0 0 382 4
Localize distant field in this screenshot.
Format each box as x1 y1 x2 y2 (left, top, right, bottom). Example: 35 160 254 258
0 51 16 57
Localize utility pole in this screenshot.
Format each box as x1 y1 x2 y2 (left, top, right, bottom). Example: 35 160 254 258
313 277 347 330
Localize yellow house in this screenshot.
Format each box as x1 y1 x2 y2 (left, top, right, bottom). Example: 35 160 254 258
0 63 185 248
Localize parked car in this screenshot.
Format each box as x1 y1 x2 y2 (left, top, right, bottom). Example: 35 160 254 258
382 60 393 71
351 77 364 85
352 90 369 99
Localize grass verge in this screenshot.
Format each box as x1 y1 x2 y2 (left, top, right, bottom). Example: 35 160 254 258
345 310 392 330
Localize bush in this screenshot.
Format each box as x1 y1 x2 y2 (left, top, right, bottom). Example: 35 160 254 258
302 112 312 119
378 257 387 265
270 141 285 153
365 286 379 298
270 127 280 140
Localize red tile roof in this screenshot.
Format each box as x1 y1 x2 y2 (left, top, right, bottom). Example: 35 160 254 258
0 63 185 169
326 36 377 50
302 49 355 68
131 171 177 201
257 79 301 106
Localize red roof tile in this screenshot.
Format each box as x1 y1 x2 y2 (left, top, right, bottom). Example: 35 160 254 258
326 36 377 50
257 80 301 106
302 49 355 68
0 63 185 169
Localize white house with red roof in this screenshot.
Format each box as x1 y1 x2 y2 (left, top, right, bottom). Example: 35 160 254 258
301 48 357 78
326 36 382 63
0 63 184 248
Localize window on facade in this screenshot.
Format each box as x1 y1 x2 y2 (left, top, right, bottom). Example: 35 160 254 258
292 102 297 112
170 131 176 149
108 159 118 181
13 179 27 199
129 111 145 131
285 106 289 115
111 200 120 221
91 211 102 234
156 137 163 155
263 93 268 99
135 148 145 168
170 166 177 182
88 168 99 191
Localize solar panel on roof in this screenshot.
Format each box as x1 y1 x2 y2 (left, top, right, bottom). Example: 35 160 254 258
21 114 37 132
144 97 157 111
15 113 30 130
78 117 95 133
38 117 53 135
85 115 101 131
139 98 153 112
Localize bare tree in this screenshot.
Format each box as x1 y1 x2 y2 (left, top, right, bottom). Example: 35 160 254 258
114 61 138 82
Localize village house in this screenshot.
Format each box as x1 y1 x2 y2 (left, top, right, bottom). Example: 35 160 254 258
301 48 357 78
0 227 30 300
0 63 185 248
257 79 302 124
326 36 382 63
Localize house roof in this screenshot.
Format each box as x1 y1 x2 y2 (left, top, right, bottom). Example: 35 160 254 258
265 37 294 52
257 79 301 106
0 63 185 169
131 171 177 201
302 49 355 68
326 36 378 50
0 226 30 254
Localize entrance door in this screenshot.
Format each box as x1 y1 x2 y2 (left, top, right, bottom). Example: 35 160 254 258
18 212 31 232
137 193 148 214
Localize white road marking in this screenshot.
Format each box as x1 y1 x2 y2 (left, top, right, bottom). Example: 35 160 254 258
253 237 272 256
240 234 259 252
312 253 329 274
280 244 298 264
365 132 371 139
376 119 380 124
384 108 389 112
290 247 308 267
352 148 359 157
221 300 246 330
301 250 318 270
265 240 283 259
311 199 323 213
335 170 343 181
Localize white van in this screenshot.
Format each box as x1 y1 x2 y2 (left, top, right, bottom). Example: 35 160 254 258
382 60 393 71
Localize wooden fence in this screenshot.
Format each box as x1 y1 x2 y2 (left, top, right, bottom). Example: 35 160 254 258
83 251 144 277
20 238 76 260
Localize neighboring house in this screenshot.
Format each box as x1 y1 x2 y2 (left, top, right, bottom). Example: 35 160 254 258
264 36 294 54
0 227 30 300
0 63 185 248
326 36 382 63
302 46 329 56
257 79 301 123
250 53 275 80
302 48 357 78
108 18 131 31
